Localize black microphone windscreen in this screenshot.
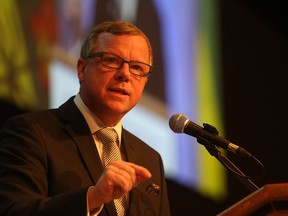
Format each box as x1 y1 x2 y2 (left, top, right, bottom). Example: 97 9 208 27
169 113 189 133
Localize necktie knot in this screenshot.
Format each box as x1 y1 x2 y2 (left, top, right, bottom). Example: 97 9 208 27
96 128 121 165
96 128 118 144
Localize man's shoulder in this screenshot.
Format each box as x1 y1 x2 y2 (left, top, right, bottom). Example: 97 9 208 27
2 97 77 128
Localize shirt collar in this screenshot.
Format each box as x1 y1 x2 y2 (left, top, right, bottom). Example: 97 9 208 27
73 93 122 141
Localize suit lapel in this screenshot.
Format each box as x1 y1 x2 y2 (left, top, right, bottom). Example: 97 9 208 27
122 130 144 215
64 125 103 184
59 97 103 184
122 132 136 163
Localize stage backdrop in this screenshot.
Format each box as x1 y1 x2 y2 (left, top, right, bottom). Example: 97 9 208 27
0 0 226 201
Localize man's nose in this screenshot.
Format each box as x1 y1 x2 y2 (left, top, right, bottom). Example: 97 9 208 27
114 62 131 81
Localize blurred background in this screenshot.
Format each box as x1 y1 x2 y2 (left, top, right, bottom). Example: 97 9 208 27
1 0 288 215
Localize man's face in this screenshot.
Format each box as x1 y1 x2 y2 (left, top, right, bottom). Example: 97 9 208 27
77 32 150 125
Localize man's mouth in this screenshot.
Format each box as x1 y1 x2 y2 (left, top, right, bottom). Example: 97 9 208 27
109 88 128 95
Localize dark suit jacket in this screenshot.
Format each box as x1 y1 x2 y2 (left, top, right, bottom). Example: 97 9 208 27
0 97 170 216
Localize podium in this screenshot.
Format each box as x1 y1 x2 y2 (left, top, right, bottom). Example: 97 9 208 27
218 183 288 216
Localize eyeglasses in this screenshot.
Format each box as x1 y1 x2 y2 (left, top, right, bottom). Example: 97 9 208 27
86 52 152 77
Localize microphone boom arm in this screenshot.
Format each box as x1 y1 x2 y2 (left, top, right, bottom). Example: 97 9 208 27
199 123 262 192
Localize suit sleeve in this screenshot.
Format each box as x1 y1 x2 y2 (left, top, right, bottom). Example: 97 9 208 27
0 116 89 216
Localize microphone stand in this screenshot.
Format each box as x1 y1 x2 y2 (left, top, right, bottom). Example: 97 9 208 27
196 124 263 193
201 139 259 192
199 135 278 212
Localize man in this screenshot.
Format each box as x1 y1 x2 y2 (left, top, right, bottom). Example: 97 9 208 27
0 21 170 216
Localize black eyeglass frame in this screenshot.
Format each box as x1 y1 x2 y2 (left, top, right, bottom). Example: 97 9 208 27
86 52 152 77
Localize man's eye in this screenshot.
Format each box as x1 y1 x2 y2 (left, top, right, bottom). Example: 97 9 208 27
104 57 118 64
131 64 144 72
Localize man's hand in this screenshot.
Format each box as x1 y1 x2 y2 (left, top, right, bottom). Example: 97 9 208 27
88 161 151 212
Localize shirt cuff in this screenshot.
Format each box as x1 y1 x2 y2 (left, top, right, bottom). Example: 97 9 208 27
86 186 104 216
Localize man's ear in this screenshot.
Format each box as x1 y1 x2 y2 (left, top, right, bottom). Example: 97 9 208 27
77 58 86 84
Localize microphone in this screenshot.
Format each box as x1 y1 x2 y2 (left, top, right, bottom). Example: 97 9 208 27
169 113 252 157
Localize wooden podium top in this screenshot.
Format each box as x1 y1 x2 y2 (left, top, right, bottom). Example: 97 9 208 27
218 183 288 216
